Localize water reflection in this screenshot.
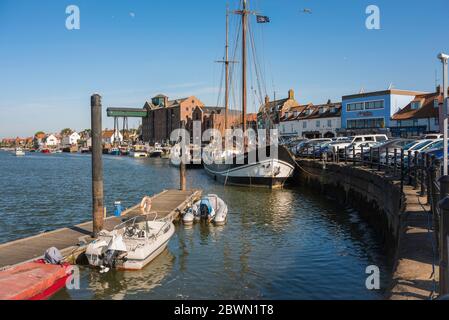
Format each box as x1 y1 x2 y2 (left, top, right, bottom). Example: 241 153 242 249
86 249 175 300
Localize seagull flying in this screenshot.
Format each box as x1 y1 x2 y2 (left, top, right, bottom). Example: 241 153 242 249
302 8 312 14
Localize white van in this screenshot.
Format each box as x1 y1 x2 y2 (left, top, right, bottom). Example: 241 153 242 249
331 134 389 153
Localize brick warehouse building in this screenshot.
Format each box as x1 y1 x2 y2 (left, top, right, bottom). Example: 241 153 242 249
142 94 257 144
142 94 205 144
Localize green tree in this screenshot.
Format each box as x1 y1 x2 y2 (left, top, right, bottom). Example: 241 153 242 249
61 128 73 136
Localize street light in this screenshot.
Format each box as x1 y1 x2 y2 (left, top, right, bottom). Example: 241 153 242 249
438 53 449 175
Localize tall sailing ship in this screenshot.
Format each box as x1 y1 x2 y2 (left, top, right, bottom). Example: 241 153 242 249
203 0 296 188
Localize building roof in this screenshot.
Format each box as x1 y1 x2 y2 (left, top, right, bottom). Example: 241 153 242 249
259 98 289 114
343 89 428 100
102 130 116 139
281 102 342 122
392 92 442 121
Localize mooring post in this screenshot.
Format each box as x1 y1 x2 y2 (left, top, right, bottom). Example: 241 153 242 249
400 149 405 195
408 151 412 185
91 93 104 237
438 191 449 296
420 153 426 196
394 148 398 176
180 121 187 191
430 164 439 249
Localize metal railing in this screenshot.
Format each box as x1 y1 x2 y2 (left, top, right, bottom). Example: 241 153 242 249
296 146 449 297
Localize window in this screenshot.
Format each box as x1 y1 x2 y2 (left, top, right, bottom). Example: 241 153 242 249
303 122 307 129
434 99 439 108
365 100 384 110
347 118 385 129
411 101 421 110
316 121 320 128
435 118 440 125
327 120 332 127
319 108 324 114
347 103 364 112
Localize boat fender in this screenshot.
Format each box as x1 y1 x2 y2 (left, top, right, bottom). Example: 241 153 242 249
140 196 153 215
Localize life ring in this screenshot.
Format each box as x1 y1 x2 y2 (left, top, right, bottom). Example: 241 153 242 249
140 196 152 215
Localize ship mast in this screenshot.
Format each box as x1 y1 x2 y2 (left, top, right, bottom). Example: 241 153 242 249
225 3 230 130
241 0 248 134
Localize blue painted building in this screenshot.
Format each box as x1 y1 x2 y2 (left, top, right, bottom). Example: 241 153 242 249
340 89 425 134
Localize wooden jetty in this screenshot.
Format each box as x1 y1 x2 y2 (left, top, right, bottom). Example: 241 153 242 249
0 189 202 269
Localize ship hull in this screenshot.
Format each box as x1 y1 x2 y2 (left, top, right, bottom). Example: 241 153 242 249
203 145 296 189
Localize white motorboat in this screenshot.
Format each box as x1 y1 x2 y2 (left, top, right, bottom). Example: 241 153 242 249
15 148 25 157
85 216 175 271
129 145 148 158
182 201 201 225
149 143 164 158
183 195 228 226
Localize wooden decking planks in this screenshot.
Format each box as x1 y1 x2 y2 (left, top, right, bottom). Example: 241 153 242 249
0 189 202 269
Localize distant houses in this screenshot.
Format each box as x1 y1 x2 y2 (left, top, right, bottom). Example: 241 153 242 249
258 89 300 130
44 134 60 147
280 101 342 139
102 130 123 145
61 132 81 147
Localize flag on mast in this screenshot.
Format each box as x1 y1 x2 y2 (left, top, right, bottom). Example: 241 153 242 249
256 15 270 23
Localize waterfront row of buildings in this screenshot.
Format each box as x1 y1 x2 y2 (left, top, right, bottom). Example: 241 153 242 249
135 85 447 144
3 86 447 148
266 87 447 139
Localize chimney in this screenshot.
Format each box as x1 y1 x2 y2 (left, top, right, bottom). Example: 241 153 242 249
265 95 270 105
164 96 169 108
327 99 332 105
288 89 295 100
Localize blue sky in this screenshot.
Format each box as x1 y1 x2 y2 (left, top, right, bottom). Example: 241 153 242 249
0 0 448 137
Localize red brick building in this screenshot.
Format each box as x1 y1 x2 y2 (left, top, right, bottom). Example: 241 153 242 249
142 94 205 144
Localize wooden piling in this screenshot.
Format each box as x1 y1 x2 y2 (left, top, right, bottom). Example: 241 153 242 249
91 94 104 237
180 121 187 191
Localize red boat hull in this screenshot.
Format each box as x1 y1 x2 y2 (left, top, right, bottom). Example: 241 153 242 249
0 260 71 300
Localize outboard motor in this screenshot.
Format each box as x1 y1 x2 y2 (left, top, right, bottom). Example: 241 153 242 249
199 198 215 222
44 247 64 265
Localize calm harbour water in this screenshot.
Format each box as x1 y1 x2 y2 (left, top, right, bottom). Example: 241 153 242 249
0 150 391 300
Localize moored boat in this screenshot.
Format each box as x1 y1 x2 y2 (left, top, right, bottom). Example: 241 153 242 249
15 148 25 157
149 143 163 158
85 216 175 271
183 195 228 226
203 145 296 188
0 248 72 300
109 147 121 156
129 145 148 158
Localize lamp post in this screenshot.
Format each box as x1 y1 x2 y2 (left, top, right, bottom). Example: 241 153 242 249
438 53 449 175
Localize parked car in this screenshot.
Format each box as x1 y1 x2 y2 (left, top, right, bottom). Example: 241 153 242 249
423 134 443 140
331 134 389 154
344 141 379 159
296 138 332 156
363 139 414 163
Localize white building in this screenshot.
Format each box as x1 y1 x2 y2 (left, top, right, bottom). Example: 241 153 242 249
45 134 60 147
390 90 442 137
102 130 123 145
62 132 81 146
280 102 342 139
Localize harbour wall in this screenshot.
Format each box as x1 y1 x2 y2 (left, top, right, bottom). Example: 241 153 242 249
294 159 438 299
294 160 404 252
